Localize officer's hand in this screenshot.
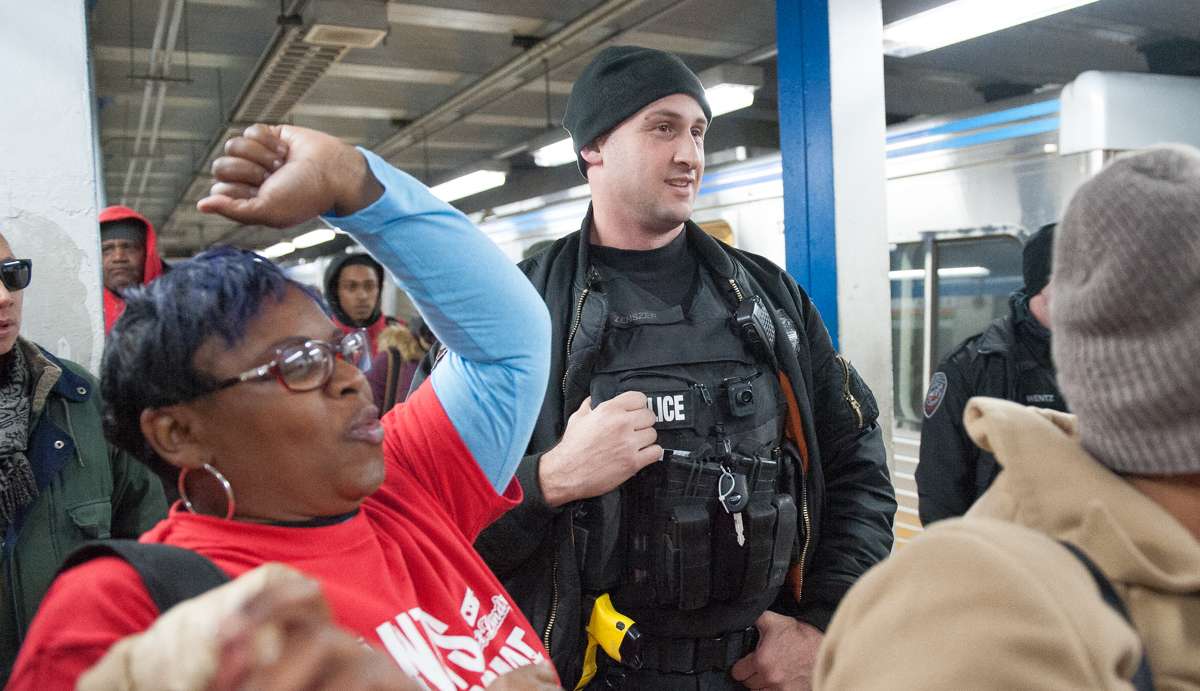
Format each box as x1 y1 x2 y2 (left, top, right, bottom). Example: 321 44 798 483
539 392 661 507
730 612 822 691
198 124 384 228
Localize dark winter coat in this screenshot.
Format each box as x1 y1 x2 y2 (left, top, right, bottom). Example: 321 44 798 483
916 293 1067 525
0 340 166 684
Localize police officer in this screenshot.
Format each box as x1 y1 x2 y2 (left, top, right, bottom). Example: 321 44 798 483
413 46 895 690
917 223 1067 525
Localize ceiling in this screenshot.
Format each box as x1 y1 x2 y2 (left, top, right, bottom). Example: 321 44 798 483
87 0 1200 258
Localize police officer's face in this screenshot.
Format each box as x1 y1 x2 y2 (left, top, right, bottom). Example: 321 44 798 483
591 93 707 234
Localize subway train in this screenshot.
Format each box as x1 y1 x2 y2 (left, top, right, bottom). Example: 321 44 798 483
291 71 1200 544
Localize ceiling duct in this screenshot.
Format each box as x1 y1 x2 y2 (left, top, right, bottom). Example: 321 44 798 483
235 0 388 123
162 0 387 236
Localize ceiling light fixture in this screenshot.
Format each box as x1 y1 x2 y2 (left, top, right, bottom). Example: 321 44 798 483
883 0 1103 57
698 64 764 118
292 228 339 248
532 136 577 168
262 241 296 259
431 169 508 202
705 84 759 118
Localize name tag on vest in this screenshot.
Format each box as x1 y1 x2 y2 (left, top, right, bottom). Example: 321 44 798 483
1025 393 1057 404
646 389 695 429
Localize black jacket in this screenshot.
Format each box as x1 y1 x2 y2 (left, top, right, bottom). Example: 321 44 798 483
415 216 895 685
916 293 1067 525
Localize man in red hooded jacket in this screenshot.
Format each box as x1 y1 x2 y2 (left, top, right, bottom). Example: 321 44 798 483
99 206 164 334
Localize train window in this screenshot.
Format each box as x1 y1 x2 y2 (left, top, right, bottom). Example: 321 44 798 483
934 237 1023 365
890 243 925 430
890 234 1023 430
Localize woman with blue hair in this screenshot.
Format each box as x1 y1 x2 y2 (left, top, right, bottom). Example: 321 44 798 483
9 125 556 689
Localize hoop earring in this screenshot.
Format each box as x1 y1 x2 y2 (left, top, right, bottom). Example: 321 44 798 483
177 463 236 520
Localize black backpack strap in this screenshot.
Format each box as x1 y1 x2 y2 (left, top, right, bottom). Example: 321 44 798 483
61 540 232 614
383 347 400 412
1060 542 1156 691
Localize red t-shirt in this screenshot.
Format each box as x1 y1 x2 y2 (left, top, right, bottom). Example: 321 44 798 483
8 383 547 690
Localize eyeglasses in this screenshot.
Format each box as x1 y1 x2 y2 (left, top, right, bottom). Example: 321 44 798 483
208 329 369 395
0 259 31 292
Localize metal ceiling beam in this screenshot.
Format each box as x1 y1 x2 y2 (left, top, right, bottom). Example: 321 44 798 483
93 44 253 70
374 0 673 159
385 3 551 35
619 31 754 59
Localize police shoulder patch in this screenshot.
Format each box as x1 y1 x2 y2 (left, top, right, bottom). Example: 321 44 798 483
924 372 949 418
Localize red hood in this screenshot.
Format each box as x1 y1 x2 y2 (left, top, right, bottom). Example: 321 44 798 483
101 205 164 334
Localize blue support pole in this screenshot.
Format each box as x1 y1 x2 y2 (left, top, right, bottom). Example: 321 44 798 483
776 0 839 349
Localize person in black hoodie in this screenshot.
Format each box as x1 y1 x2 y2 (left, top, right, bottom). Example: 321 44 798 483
322 253 390 356
917 223 1067 525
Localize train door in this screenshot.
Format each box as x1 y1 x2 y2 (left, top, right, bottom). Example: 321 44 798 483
889 230 1024 544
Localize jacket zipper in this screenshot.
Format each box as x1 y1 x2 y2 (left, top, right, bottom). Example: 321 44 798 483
837 355 865 430
542 553 559 655
560 288 591 396
795 473 811 601
733 276 812 603
546 286 590 658
727 278 744 303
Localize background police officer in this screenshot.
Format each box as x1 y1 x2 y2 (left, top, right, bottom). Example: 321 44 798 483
917 223 1067 525
413 46 895 690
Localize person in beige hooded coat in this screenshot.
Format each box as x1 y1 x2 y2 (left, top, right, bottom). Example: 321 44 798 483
814 144 1200 691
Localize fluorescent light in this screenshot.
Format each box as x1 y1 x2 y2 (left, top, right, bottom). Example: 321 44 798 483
532 137 577 168
883 0 1102 57
888 266 991 280
706 83 758 117
698 64 763 118
431 169 507 202
262 241 295 259
292 228 338 249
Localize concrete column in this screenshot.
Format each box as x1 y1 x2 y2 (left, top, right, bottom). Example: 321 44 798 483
776 0 894 459
0 1 105 371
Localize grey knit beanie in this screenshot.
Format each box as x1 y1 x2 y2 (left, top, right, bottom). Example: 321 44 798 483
563 45 711 177
1053 144 1200 475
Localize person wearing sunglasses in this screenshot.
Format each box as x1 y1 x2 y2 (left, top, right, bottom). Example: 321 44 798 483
0 233 166 686
8 124 557 690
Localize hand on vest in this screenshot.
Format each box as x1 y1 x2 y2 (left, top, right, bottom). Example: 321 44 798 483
539 392 662 507
730 612 822 691
210 574 421 691
199 123 384 228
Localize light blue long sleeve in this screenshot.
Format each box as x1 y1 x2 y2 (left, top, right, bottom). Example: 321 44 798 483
324 148 551 492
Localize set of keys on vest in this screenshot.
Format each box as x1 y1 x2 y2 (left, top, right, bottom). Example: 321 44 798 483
718 465 750 546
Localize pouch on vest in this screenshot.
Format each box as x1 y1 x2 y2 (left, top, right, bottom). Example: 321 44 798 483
576 489 624 593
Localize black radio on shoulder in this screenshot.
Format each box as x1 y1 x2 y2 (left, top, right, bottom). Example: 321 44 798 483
734 296 776 366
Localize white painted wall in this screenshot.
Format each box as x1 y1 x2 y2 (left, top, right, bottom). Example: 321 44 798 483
829 0 895 465
0 2 104 372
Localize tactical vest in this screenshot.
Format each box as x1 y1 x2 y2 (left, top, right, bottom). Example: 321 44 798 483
573 265 797 637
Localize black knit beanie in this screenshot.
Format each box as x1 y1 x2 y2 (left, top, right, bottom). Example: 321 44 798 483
100 218 147 245
1022 222 1055 296
563 45 711 177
